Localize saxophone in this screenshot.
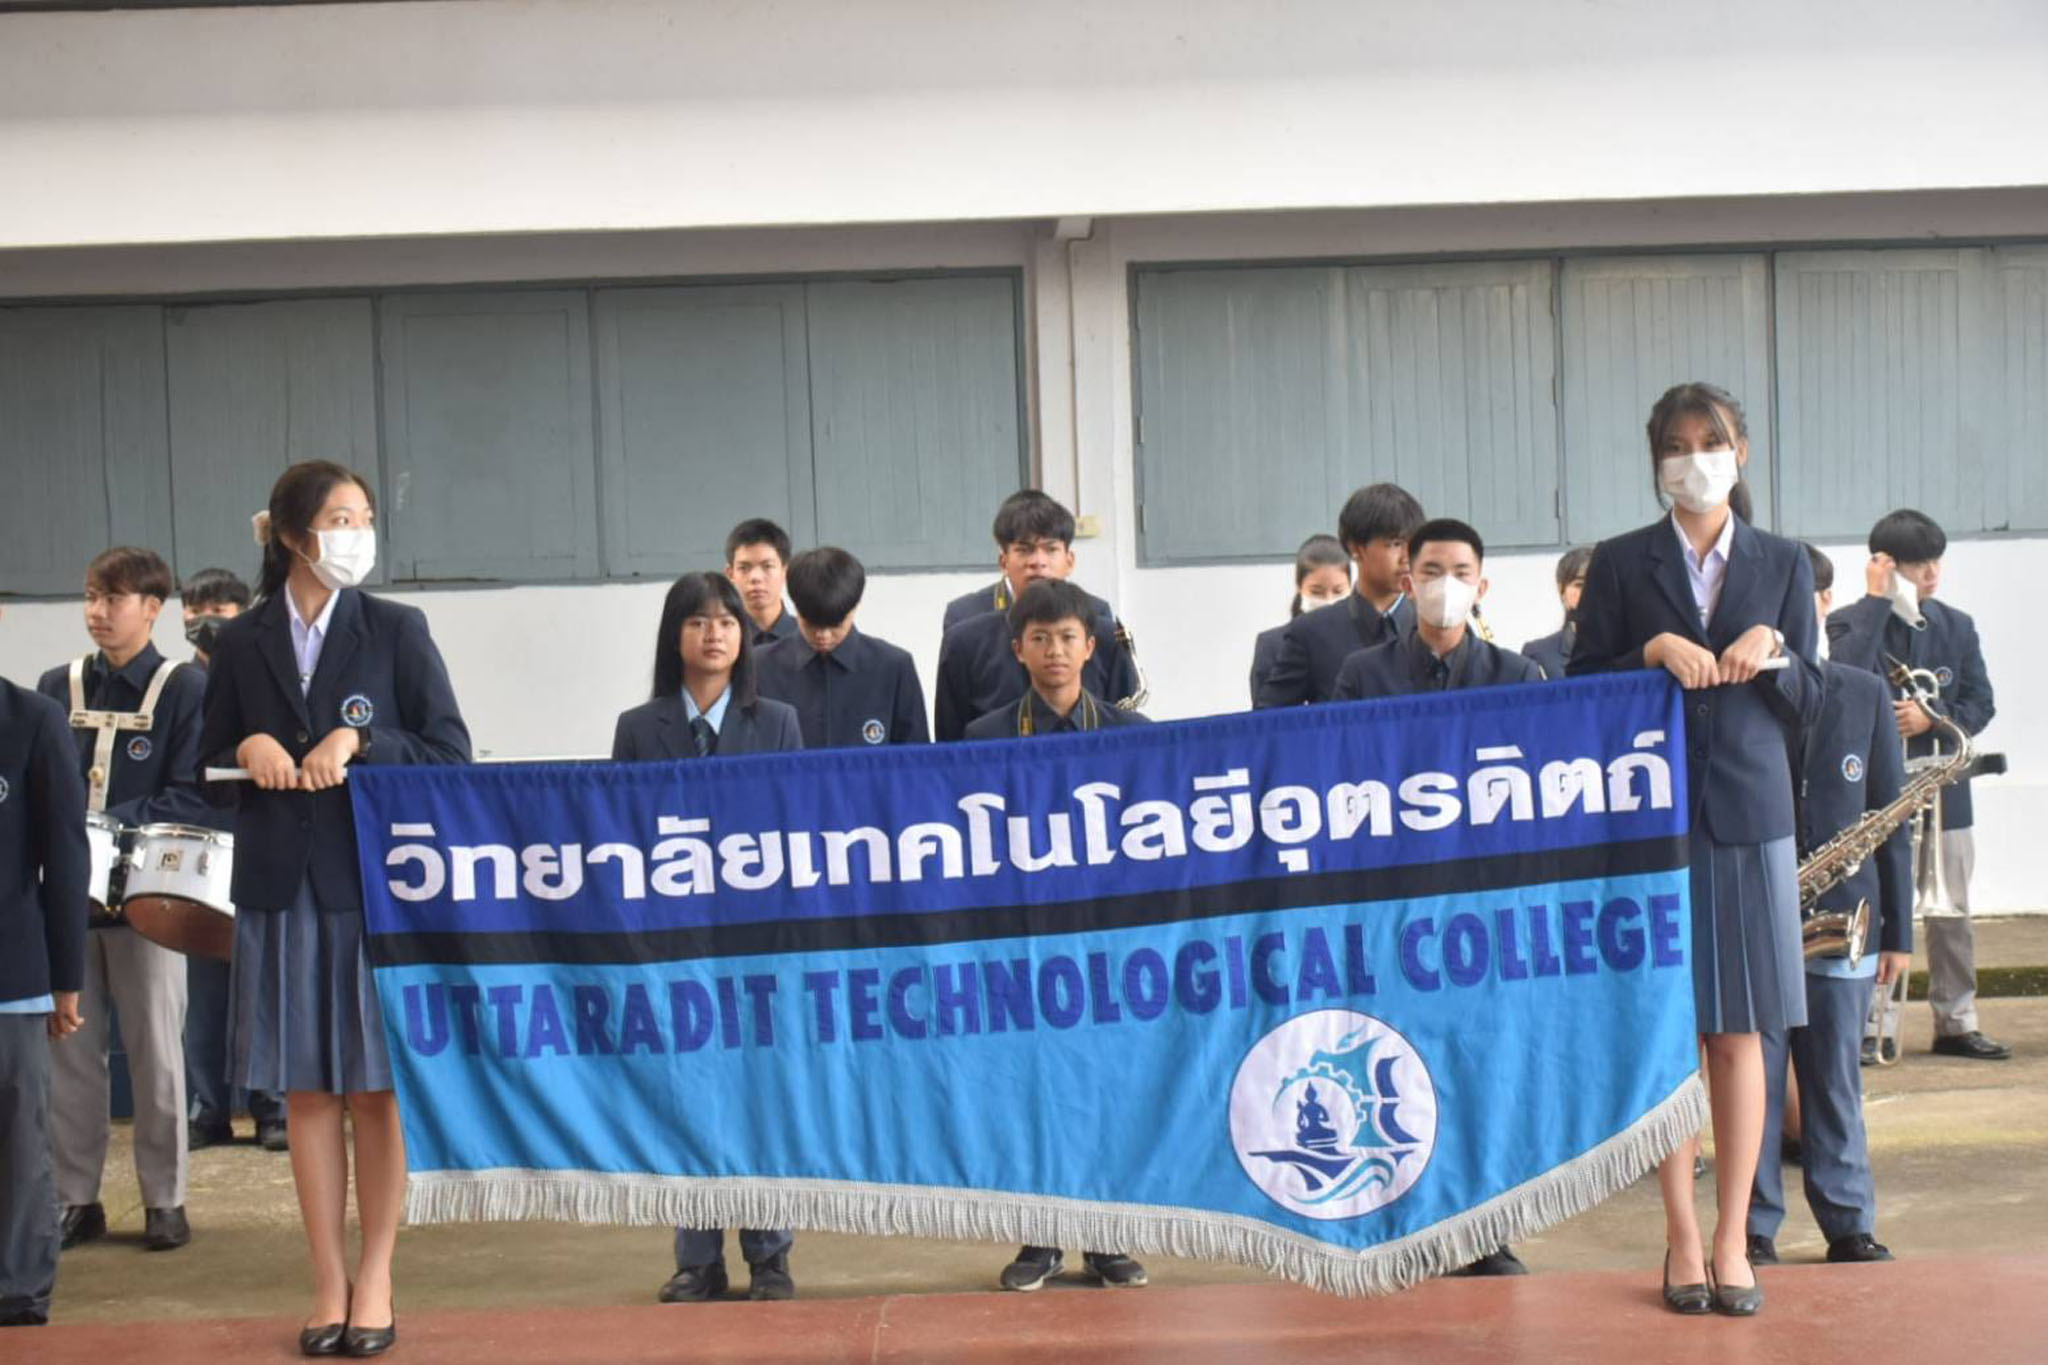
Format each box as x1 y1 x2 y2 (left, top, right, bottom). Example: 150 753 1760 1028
1796 660 1974 964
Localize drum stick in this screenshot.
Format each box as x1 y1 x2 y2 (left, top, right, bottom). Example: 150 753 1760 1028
204 756 601 781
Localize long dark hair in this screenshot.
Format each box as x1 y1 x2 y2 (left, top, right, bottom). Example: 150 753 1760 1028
650 572 757 706
1288 534 1351 618
1645 382 1754 524
255 460 376 601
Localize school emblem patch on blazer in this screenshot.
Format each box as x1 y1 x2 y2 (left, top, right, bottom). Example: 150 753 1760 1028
126 735 153 762
0 776 9 804
1935 666 1955 689
341 694 376 728
861 718 887 745
1842 754 1865 783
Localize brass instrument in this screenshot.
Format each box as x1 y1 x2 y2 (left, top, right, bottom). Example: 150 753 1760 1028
1113 620 1150 711
1468 601 1496 643
1795 660 1975 965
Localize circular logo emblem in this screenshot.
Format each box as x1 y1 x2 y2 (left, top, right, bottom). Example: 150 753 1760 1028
1229 1009 1437 1220
126 736 153 762
1842 754 1865 783
860 718 887 745
0 775 9 804
1935 666 1954 689
340 694 375 728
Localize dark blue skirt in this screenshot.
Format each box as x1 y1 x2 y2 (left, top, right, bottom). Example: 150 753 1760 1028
227 875 393 1095
1690 832 1808 1035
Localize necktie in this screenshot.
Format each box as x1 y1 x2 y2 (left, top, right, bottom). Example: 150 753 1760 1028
690 716 717 758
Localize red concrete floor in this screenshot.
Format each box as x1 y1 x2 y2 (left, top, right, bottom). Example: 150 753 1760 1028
21 1255 2048 1364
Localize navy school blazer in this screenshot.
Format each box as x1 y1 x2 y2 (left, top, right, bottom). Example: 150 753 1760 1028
940 580 1123 637
932 601 1139 743
198 589 472 912
1568 516 1822 845
1248 622 1286 707
611 693 803 761
1826 594 1993 831
1800 662 1912 957
0 679 90 1003
753 628 929 750
1520 624 1574 682
36 644 211 832
1255 594 1416 708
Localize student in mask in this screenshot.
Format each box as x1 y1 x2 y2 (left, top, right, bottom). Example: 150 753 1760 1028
177 568 288 1154
1522 546 1595 681
934 492 1139 741
37 547 210 1256
1249 535 1351 705
725 519 799 649
1826 510 2003 1062
1333 520 1543 700
754 547 928 749
613 572 801 1304
1570 382 1821 1319
199 460 471 1357
1255 484 1423 707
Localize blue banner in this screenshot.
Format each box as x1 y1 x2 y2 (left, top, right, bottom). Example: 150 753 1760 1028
352 672 1704 1296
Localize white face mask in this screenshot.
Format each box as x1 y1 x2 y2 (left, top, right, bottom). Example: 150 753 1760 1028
1414 574 1479 631
302 528 377 590
1659 449 1739 515
1888 572 1925 629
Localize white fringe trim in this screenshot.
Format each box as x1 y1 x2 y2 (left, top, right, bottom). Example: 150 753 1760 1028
404 1075 1706 1299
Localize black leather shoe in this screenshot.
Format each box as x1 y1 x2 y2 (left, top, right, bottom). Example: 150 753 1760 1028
1451 1246 1529 1276
341 1321 396 1358
1662 1250 1711 1315
1827 1233 1895 1263
1931 1031 2012 1061
143 1206 190 1251
1709 1260 1763 1316
1746 1233 1778 1266
258 1119 292 1152
0 1307 50 1327
188 1119 235 1151
746 1251 795 1301
58 1203 106 1251
1780 1137 1803 1166
658 1262 730 1303
1860 1036 1880 1067
299 1322 346 1356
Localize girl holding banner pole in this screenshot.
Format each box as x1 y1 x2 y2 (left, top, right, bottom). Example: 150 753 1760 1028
199 461 471 1358
1568 384 1820 1319
613 571 802 1304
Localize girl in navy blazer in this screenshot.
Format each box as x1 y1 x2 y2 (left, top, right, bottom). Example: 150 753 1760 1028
1570 384 1821 1319
613 572 801 1303
200 461 470 1357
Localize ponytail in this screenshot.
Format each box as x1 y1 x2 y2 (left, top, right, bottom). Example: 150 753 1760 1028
253 461 375 602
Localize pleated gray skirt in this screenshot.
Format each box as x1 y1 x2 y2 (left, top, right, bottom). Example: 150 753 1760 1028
227 875 393 1095
1690 832 1808 1035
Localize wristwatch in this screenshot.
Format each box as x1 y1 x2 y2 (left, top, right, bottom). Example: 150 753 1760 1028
1770 628 1786 656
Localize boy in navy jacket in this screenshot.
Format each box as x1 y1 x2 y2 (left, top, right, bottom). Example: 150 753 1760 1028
1255 483 1424 707
755 548 928 749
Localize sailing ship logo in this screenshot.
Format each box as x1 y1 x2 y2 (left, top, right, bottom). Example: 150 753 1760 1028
1229 1009 1437 1220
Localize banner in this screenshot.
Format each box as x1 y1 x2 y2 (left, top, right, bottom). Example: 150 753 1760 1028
352 672 1704 1296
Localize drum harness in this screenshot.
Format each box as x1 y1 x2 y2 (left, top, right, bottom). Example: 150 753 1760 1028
67 653 181 815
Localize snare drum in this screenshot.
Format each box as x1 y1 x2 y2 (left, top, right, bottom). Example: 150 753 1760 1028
87 812 125 925
121 824 237 960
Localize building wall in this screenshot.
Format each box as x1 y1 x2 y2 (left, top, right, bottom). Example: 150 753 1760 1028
3 189 2042 906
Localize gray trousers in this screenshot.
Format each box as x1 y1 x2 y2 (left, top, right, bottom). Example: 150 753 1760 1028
1751 973 1877 1244
51 927 188 1209
1 1014 58 1322
674 1226 792 1269
1924 828 1979 1037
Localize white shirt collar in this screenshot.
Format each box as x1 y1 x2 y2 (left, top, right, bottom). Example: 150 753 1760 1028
1671 508 1735 569
285 585 339 639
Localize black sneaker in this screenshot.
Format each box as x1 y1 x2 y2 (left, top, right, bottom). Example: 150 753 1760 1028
1880 1037 1900 1064
658 1261 730 1303
1746 1233 1779 1266
143 1206 190 1252
1451 1246 1528 1276
257 1119 290 1152
746 1251 794 1301
1860 1037 1879 1068
58 1203 106 1251
1931 1031 2012 1061
1081 1251 1149 1287
1827 1234 1894 1263
1780 1137 1803 1166
188 1119 234 1151
0 1307 50 1327
999 1246 1063 1292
